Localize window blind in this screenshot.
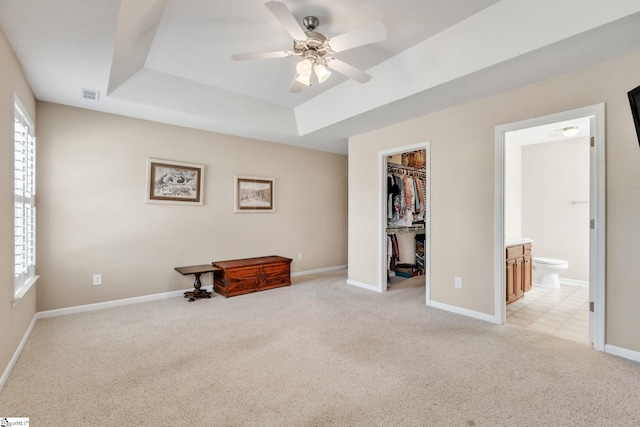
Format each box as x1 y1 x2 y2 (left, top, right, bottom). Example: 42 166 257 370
14 100 36 298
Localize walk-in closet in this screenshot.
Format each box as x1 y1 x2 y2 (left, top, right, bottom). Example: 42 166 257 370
386 149 428 287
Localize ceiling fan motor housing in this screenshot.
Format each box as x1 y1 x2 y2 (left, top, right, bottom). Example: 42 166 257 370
303 16 319 31
294 31 328 57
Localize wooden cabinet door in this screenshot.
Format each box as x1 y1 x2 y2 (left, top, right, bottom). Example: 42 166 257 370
506 243 532 304
514 257 524 300
522 254 532 293
506 258 517 303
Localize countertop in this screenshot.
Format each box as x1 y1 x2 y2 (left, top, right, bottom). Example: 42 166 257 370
505 237 533 247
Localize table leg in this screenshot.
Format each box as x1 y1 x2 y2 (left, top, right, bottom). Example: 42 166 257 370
183 272 212 302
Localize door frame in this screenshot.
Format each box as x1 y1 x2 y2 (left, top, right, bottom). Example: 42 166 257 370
378 141 431 305
493 104 605 351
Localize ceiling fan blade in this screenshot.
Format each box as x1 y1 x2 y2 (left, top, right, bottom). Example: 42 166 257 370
265 1 307 41
327 21 387 53
290 74 304 93
231 51 297 61
325 58 371 83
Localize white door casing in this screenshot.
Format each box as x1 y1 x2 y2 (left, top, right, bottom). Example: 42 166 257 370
378 141 431 304
494 104 605 351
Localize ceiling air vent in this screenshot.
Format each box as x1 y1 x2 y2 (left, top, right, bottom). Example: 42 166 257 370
82 88 100 101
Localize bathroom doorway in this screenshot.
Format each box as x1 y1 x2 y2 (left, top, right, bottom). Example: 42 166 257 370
494 104 606 351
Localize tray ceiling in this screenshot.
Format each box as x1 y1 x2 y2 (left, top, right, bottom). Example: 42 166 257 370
1 0 640 154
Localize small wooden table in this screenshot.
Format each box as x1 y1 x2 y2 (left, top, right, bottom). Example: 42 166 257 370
174 264 220 302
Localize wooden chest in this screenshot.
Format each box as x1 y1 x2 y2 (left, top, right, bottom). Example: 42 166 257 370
212 256 292 297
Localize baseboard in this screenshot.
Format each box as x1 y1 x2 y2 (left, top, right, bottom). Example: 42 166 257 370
35 267 348 319
429 300 498 324
560 278 589 287
37 286 213 319
346 279 381 293
0 313 38 393
604 344 640 363
291 265 347 278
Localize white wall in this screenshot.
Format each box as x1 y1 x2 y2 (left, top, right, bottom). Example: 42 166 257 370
36 102 348 312
348 52 640 352
522 137 590 281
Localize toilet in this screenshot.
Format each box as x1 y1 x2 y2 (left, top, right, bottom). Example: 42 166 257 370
532 257 569 288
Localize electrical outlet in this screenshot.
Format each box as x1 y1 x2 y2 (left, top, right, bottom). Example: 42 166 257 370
454 276 462 288
298 252 304 260
93 274 102 286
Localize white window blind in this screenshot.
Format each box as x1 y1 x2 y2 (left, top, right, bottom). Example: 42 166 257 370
14 98 37 299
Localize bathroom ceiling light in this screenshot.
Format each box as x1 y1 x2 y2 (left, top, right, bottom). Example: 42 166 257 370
562 126 580 137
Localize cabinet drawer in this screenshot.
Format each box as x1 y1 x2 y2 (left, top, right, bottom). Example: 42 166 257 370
506 245 524 259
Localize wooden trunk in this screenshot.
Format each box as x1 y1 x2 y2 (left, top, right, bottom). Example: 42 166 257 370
212 256 292 297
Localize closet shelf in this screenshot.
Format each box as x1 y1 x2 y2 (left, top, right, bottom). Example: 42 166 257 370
388 163 426 178
387 225 425 233
387 163 424 172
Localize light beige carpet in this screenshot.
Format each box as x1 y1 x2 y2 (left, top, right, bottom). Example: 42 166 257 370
1 270 639 426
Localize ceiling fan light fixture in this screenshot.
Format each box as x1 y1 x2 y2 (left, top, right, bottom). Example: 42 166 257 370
314 62 331 83
562 126 580 137
296 57 313 77
295 72 311 86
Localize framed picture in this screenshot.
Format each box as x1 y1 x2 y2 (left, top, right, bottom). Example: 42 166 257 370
146 158 204 205
234 175 274 212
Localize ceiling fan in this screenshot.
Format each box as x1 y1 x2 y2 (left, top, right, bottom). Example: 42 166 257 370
231 1 387 93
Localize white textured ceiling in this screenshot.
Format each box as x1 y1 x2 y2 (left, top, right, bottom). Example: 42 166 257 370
1 0 640 154
507 117 591 146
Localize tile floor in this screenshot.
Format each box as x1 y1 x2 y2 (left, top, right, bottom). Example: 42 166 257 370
389 274 590 344
507 283 590 344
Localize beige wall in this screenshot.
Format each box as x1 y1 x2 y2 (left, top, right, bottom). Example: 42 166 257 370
522 138 590 281
36 103 347 311
349 53 640 352
0 28 37 382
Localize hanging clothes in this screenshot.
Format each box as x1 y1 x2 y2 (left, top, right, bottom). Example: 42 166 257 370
387 171 426 227
387 174 400 220
387 234 399 271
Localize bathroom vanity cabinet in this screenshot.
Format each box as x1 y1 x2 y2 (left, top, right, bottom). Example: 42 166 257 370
506 242 532 304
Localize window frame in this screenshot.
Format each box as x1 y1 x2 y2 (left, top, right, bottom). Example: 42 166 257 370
13 95 38 302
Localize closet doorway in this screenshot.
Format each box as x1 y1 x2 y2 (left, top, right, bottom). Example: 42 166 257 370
379 142 431 305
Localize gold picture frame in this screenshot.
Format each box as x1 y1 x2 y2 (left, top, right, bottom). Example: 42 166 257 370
146 158 204 205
